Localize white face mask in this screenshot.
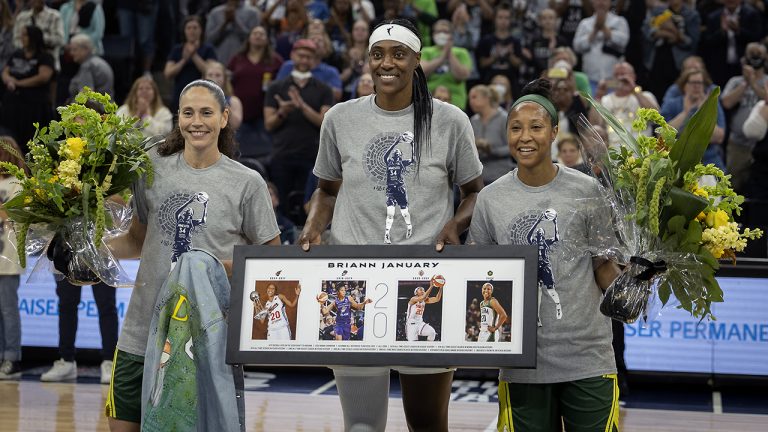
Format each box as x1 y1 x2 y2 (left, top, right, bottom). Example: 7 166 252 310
291 69 313 81
493 84 507 99
433 32 450 47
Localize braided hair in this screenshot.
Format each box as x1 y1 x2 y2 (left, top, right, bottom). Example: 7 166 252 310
373 19 433 169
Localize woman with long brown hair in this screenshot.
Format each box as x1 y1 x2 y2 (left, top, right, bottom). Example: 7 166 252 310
116 76 173 138
228 25 284 162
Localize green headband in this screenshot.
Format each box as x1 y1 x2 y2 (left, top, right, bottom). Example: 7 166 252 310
511 94 558 125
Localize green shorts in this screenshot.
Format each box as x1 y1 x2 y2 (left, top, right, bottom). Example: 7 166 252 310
105 349 145 424
497 374 620 432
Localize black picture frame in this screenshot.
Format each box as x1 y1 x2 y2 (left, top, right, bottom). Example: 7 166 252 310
226 245 538 369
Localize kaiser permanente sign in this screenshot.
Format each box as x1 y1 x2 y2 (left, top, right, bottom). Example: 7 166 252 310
624 277 768 376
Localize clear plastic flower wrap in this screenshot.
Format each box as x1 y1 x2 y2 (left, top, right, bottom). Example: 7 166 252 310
563 87 762 323
11 200 136 287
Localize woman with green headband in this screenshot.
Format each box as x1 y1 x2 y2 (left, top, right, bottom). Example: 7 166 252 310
469 78 622 432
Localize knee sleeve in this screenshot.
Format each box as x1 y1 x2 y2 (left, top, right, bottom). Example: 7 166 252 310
332 366 391 432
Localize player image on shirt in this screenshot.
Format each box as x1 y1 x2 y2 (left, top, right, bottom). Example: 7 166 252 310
477 283 508 342
319 283 371 340
516 208 562 320
383 131 415 244
254 282 301 340
172 192 209 262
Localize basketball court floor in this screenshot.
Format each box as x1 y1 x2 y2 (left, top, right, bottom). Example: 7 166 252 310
1 366 766 431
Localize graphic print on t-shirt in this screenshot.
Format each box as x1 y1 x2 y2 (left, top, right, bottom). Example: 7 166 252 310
508 208 563 320
363 131 416 244
157 191 210 263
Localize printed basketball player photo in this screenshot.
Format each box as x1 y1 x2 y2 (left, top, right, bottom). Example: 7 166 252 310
465 280 512 342
395 275 445 342
317 281 371 341
250 281 301 340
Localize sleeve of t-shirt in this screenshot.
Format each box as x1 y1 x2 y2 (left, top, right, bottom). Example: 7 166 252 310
468 194 494 245
201 43 218 61
716 102 726 129
313 109 343 180
168 44 183 62
455 48 473 69
264 82 279 109
131 173 150 225
449 116 484 186
242 177 281 244
39 52 54 70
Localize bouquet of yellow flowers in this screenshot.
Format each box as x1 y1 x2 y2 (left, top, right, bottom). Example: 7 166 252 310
581 88 762 322
0 88 153 286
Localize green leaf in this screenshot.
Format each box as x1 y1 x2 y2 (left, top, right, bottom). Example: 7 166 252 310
684 220 703 245
704 276 724 303
581 91 642 155
669 87 721 186
670 279 693 313
658 280 672 305
667 215 686 233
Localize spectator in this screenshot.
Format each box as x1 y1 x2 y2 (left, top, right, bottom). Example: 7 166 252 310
661 69 727 170
0 1 12 71
350 0 374 23
421 19 472 110
206 0 261 66
266 0 308 60
1 25 54 153
264 39 333 220
446 0 492 49
164 15 218 112
204 60 243 131
60 0 104 55
340 19 368 99
721 42 768 193
116 0 159 77
116 76 173 138
490 74 513 109
548 63 602 160
556 133 590 174
642 0 701 101
741 82 768 199
552 0 593 45
400 0 438 47
57 0 105 105
476 3 523 93
67 33 113 99
228 24 283 162
276 31 343 100
661 55 715 102
572 0 630 89
0 135 24 381
307 22 345 76
433 84 451 103
327 0 355 52
450 2 479 52
524 8 569 82
700 0 763 87
549 46 592 96
12 0 64 73
468 84 513 184
354 71 373 97
596 61 659 148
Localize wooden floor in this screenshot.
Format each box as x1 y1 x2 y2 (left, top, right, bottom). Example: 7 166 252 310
1 380 767 431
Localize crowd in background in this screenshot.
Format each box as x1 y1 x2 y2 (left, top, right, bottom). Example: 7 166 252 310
2 0 768 238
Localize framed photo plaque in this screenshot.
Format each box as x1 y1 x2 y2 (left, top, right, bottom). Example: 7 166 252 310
226 245 538 368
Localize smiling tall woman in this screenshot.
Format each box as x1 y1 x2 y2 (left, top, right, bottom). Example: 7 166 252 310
469 78 622 431
104 79 281 432
299 19 484 432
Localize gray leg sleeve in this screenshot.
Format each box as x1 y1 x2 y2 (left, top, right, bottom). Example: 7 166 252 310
332 366 391 432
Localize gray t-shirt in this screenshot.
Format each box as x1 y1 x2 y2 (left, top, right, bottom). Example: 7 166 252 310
469 165 616 384
118 147 280 356
314 95 483 245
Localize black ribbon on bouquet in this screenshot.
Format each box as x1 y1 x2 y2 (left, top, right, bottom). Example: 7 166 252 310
630 256 667 281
